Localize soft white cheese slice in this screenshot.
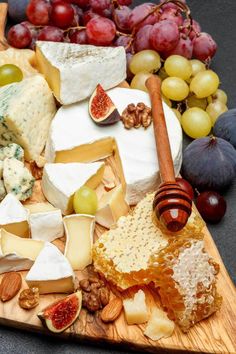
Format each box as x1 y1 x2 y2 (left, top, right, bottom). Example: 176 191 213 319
36 41 126 105
26 242 75 294
46 88 182 204
25 203 64 242
0 193 29 237
42 162 105 215
63 214 95 270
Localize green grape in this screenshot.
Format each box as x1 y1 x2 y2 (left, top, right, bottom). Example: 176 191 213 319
186 95 208 110
190 70 220 98
162 95 172 107
172 108 182 121
164 55 192 81
158 67 168 81
130 71 152 92
206 100 228 126
181 107 212 139
73 186 98 215
161 77 189 101
210 89 228 105
190 59 206 77
129 50 161 75
0 64 23 86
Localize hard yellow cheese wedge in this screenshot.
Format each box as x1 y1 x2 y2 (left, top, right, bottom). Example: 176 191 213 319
144 308 175 341
0 48 38 77
95 185 129 229
64 214 95 270
123 290 149 325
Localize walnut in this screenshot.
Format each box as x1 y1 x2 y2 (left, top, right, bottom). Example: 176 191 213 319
121 102 152 129
80 275 110 313
18 287 40 310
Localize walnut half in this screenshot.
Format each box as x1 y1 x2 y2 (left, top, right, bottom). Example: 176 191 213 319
121 102 152 130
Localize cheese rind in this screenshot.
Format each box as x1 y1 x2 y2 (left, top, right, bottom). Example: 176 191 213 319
42 162 105 215
64 214 95 270
0 229 44 260
0 75 56 161
95 185 129 228
46 88 182 204
36 41 126 105
26 242 75 294
123 290 149 325
0 193 29 237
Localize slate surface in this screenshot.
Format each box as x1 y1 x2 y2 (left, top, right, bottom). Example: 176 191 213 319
0 0 235 353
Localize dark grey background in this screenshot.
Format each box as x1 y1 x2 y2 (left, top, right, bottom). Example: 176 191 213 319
0 0 235 353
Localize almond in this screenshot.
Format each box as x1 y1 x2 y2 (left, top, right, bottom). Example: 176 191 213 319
0 272 22 302
100 297 123 323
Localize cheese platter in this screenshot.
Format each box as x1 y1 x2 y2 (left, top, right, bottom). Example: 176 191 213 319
0 1 236 353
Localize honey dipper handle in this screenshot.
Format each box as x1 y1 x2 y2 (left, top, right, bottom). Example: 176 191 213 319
0 3 8 51
146 75 176 183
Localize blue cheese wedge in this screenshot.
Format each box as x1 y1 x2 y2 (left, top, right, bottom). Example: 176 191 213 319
3 158 35 201
35 41 126 105
0 75 56 161
0 143 24 161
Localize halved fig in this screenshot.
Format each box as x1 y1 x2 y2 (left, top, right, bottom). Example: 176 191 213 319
38 291 82 333
89 84 121 125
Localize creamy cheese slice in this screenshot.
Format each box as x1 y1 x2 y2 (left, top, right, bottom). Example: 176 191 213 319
0 193 29 237
36 41 126 105
46 88 182 204
26 242 75 294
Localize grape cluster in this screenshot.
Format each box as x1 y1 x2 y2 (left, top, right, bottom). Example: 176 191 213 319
7 0 216 64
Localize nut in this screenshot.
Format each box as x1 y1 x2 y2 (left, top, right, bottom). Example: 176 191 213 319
100 297 123 323
99 287 110 307
83 292 101 312
18 287 40 310
0 272 22 302
79 279 91 292
121 102 152 129
29 161 43 180
80 275 110 313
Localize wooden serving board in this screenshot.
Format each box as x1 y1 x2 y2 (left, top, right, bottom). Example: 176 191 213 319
0 5 236 353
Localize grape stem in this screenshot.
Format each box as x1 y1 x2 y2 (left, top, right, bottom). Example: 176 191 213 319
63 26 86 33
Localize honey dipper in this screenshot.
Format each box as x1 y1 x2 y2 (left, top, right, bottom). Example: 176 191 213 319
146 75 192 232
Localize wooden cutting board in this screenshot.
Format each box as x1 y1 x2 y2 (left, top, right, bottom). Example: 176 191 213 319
0 4 235 353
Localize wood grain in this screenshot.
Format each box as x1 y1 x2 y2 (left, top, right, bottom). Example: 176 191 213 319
0 3 8 51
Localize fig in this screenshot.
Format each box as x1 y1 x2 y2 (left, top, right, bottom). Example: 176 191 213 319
213 109 236 148
89 84 120 125
38 291 82 333
182 136 236 191
8 0 29 23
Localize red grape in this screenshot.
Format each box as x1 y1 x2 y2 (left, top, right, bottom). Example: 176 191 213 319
160 0 186 10
162 34 193 59
159 8 183 27
193 32 217 61
83 10 99 25
26 0 51 26
182 19 201 40
134 24 153 52
118 0 132 5
7 23 32 49
70 4 82 26
176 177 194 200
51 2 74 29
96 5 112 18
69 0 88 8
113 6 131 32
90 0 110 12
114 36 132 52
86 17 116 46
150 20 180 52
129 3 159 31
69 29 87 44
37 26 64 42
196 191 226 223
126 52 134 81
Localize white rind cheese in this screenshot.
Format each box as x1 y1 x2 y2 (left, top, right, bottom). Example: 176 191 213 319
3 158 35 201
42 162 105 215
36 41 126 105
26 242 75 294
46 88 182 204
0 193 29 237
0 75 56 161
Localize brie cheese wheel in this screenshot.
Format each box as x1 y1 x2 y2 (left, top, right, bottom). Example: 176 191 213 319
42 162 105 215
25 203 64 242
64 214 95 270
26 242 75 294
36 41 126 105
0 193 29 237
46 88 182 204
